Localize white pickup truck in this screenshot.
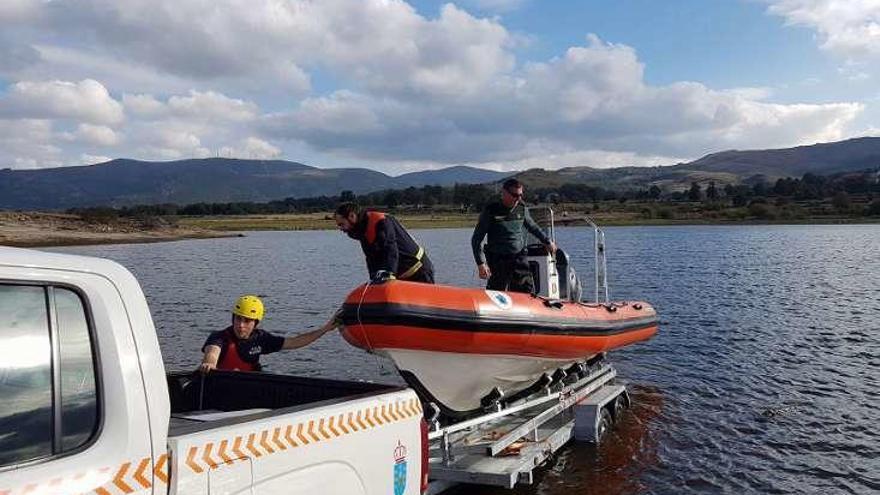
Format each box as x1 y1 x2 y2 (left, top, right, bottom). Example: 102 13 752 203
0 247 428 495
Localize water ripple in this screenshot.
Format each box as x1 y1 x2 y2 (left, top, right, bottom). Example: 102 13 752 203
49 224 880 495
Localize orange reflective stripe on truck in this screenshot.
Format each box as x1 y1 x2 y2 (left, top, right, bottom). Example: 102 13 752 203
0 458 159 495
177 398 423 474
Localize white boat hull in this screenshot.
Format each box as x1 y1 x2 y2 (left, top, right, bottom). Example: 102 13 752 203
378 348 593 415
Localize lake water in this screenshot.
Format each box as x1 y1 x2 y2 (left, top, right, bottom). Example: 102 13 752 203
48 225 880 494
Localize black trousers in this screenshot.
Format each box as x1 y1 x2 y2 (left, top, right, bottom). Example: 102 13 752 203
486 250 533 294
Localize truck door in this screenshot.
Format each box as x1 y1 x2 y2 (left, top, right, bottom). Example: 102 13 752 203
0 272 155 495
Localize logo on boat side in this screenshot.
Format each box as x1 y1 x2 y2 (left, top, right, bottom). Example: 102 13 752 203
486 290 512 310
393 440 407 495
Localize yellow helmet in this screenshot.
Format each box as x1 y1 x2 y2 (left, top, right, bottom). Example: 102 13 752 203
232 295 264 321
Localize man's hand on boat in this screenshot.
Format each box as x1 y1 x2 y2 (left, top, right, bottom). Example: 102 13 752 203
197 360 217 374
477 263 492 280
477 241 556 280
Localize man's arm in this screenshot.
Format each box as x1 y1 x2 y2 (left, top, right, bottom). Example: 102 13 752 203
375 217 399 276
523 209 557 254
198 345 221 374
281 313 342 350
471 208 491 265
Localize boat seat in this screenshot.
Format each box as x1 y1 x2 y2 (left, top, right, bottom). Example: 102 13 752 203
557 249 582 302
556 248 570 298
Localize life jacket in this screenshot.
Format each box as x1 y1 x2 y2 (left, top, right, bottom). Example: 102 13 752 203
363 211 425 280
364 211 386 245
217 330 258 372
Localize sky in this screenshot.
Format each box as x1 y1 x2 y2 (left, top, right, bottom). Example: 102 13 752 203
0 0 878 174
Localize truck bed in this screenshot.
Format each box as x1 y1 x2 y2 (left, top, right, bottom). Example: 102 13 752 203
167 371 402 436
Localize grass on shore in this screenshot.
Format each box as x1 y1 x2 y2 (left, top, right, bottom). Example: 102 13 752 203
179 212 482 231
177 201 880 231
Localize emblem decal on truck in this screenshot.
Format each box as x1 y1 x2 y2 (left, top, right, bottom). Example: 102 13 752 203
393 440 407 495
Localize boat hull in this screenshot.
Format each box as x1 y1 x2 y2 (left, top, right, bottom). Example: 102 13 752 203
340 281 658 415
382 348 585 415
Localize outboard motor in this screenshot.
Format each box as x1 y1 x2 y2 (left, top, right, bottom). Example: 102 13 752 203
526 242 560 299
555 248 583 302
525 206 582 302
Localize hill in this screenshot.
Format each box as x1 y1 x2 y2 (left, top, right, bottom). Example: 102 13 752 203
684 137 880 177
515 137 880 191
0 158 508 209
2 137 878 209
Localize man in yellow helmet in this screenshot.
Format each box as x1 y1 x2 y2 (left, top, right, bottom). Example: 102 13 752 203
198 295 339 373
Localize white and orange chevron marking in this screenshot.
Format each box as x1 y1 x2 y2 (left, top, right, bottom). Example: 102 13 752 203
89 457 152 495
172 397 424 476
154 454 169 485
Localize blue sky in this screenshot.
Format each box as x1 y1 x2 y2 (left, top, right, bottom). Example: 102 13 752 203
424 1 865 101
0 0 877 172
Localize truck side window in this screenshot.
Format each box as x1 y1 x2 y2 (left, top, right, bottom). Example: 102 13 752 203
0 285 100 468
55 288 99 451
0 285 53 466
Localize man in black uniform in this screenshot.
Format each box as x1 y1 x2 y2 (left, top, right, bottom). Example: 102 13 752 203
471 178 556 293
334 202 435 283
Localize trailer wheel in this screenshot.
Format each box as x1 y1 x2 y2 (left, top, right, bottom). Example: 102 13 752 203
596 408 613 442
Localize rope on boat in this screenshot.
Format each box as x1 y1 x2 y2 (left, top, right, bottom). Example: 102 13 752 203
356 278 375 351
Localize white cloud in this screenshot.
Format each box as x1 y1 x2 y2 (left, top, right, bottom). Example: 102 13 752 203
723 87 775 100
137 125 207 157
0 1 869 172
0 79 123 125
0 0 40 23
219 137 282 159
467 149 683 172
122 93 166 117
264 35 863 166
278 91 384 135
766 0 880 60
76 123 119 147
0 119 62 169
167 91 258 122
80 153 112 165
18 45 199 95
2 0 509 99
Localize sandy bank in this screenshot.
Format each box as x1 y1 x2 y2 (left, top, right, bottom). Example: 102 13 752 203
0 211 235 248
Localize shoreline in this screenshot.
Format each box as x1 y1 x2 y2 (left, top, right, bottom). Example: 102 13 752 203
0 211 234 249
3 211 878 249
3 231 238 248
178 213 880 231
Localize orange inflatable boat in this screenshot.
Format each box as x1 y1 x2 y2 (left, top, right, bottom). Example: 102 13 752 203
341 280 658 416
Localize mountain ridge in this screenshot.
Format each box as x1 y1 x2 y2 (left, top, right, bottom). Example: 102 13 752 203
0 158 509 209
515 137 880 191
2 137 879 209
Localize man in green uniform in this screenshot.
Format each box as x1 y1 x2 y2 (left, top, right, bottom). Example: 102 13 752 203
471 178 556 293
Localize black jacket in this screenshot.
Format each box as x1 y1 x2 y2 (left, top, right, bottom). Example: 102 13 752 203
351 211 431 279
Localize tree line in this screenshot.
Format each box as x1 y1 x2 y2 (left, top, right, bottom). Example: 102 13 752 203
67 169 880 221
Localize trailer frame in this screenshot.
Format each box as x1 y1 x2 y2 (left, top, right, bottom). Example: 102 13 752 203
426 360 628 490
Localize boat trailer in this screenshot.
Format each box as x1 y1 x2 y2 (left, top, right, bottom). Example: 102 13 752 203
425 358 629 491
424 214 634 491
